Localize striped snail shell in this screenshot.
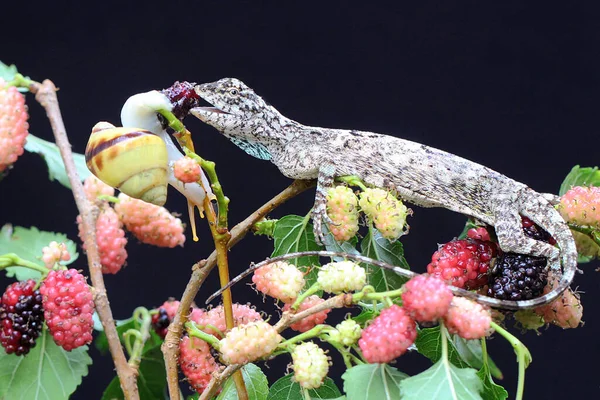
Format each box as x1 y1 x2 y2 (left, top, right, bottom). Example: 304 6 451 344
85 122 169 206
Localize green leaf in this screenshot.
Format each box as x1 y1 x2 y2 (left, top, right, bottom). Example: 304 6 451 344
268 374 342 400
0 225 78 281
451 336 502 380
476 362 508 400
93 312 104 331
415 326 502 379
360 227 409 292
351 307 378 326
342 364 407 400
399 359 483 400
559 165 600 195
24 134 91 189
322 224 360 257
0 329 92 400
95 316 162 355
272 215 322 286
102 345 166 400
415 326 469 369
217 363 269 400
0 61 30 92
0 61 19 80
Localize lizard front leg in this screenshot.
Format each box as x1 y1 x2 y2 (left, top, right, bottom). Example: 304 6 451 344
312 163 336 245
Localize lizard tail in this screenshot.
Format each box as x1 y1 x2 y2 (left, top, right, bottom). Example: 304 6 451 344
515 188 578 309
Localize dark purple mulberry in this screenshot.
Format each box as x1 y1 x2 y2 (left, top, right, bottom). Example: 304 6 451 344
151 308 170 338
1 280 45 356
488 253 548 301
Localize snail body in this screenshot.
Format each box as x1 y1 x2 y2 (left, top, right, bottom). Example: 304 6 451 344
85 122 169 206
120 91 211 207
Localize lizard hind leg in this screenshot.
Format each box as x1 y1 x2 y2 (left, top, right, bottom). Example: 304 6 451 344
311 163 337 245
493 196 560 263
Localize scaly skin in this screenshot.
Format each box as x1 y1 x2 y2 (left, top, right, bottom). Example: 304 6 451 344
190 78 577 310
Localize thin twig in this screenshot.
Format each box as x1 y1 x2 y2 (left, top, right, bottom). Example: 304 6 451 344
199 365 242 400
198 292 353 398
31 80 139 400
273 294 353 332
162 179 315 399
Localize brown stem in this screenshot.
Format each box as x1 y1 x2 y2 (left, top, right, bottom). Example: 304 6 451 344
273 294 353 332
198 293 353 398
200 190 247 398
31 80 139 399
162 179 315 399
199 365 242 400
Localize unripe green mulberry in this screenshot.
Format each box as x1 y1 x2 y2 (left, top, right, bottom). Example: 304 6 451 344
219 320 282 364
326 186 360 242
291 342 330 389
514 310 545 331
329 319 362 346
358 188 410 240
317 261 366 293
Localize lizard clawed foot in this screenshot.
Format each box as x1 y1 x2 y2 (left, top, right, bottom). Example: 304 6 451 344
311 203 332 246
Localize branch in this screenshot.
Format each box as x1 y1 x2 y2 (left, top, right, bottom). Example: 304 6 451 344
199 365 242 400
31 80 140 400
273 293 353 332
162 179 315 399
197 293 353 398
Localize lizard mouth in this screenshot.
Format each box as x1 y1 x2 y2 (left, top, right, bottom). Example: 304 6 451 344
189 105 230 122
191 106 229 115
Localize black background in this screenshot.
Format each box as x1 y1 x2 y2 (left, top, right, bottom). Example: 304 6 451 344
2 1 599 398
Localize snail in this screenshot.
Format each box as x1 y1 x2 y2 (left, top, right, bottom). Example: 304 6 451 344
85 90 210 209
85 122 169 205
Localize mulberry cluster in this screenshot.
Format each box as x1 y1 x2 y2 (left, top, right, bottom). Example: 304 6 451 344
559 186 600 228
179 335 221 394
329 319 362 346
173 156 201 184
40 269 95 351
291 342 330 389
326 186 360 242
0 280 44 355
466 226 491 241
115 193 186 248
359 188 410 240
358 304 417 363
82 175 115 203
151 300 180 338
317 261 366 293
219 320 282 364
41 241 71 269
402 274 453 322
78 205 128 274
0 80 29 173
190 304 263 338
535 272 583 329
521 217 555 244
427 239 495 290
443 297 491 339
252 261 305 303
487 253 548 301
284 295 330 333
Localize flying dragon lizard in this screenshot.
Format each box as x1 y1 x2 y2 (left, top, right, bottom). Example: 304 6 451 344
190 77 577 310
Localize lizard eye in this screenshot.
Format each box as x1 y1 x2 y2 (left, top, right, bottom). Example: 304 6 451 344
229 88 239 96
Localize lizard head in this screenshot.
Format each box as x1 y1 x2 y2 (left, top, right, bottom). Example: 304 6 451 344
191 78 269 132
191 78 289 160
